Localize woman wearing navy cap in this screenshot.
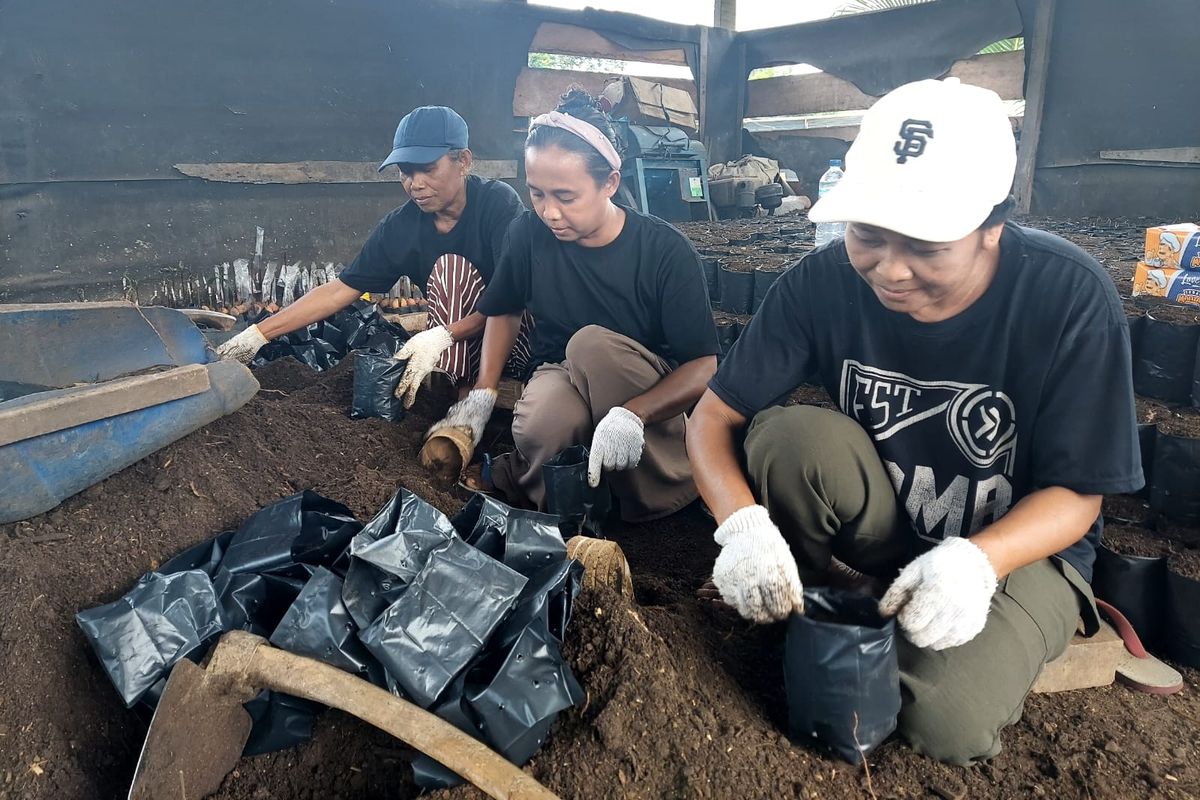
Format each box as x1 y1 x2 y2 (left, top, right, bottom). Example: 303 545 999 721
217 105 529 408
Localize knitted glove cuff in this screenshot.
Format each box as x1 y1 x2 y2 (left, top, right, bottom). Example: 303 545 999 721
714 505 775 547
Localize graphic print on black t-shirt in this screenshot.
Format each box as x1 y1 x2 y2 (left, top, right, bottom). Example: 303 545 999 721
840 359 1019 543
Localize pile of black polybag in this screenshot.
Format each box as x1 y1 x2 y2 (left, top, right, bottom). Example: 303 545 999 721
249 299 409 373
77 487 584 788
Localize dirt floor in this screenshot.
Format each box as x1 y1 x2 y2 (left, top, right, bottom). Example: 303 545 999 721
3 217 1200 800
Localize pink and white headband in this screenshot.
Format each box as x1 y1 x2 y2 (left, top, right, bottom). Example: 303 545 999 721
529 111 622 172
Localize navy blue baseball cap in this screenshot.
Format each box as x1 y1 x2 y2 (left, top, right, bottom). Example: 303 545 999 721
378 106 469 172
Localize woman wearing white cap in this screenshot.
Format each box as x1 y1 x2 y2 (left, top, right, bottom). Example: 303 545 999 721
216 105 529 407
688 79 1142 764
427 88 719 522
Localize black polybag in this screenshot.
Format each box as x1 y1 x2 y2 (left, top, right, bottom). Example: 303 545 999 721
242 690 324 756
76 570 228 707
718 264 754 315
784 588 900 764
542 446 612 536
1138 423 1157 501
452 494 568 577
349 489 458 582
269 566 381 680
359 537 528 707
1165 566 1200 668
411 560 584 789
341 557 407 630
1131 315 1200 403
752 266 785 313
1092 542 1168 650
249 300 408 372
1150 433 1200 524
222 490 360 575
350 338 408 423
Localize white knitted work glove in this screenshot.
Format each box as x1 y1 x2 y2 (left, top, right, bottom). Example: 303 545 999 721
879 537 998 650
214 324 268 365
394 326 455 408
711 505 805 624
427 388 497 447
587 406 645 488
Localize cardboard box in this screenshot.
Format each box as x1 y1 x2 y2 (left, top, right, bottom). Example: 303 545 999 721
1133 261 1200 304
602 77 698 132
1145 223 1200 270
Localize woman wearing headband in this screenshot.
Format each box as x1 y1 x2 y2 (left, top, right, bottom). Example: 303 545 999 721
426 88 719 521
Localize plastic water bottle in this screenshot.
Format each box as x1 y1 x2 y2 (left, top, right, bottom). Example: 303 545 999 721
814 159 846 247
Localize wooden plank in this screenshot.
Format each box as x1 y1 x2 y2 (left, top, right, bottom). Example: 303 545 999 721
0 364 211 447
174 160 518 184
514 68 696 118
1014 0 1055 214
746 50 1025 119
530 22 689 67
1031 622 1122 694
1100 147 1200 164
714 0 735 30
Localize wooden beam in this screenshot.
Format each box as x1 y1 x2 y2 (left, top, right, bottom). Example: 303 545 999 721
513 68 695 117
1100 147 1200 165
746 50 1025 119
530 22 689 67
714 0 736 30
174 160 518 184
0 364 211 448
1013 0 1055 214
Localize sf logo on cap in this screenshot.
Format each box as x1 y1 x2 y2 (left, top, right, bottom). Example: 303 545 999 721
894 119 934 164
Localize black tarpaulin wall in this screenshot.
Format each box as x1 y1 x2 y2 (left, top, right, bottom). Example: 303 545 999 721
1024 0 1200 218
0 0 703 302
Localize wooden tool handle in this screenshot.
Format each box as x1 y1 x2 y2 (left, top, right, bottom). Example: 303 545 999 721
226 633 560 800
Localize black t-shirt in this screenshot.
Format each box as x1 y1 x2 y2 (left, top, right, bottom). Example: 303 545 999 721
339 175 524 293
710 224 1143 582
477 206 720 371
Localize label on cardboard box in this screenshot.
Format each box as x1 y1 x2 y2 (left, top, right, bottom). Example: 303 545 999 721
1145 224 1200 270
1133 261 1200 304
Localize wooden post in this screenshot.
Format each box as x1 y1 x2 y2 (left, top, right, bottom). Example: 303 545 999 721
1013 0 1056 214
714 0 736 30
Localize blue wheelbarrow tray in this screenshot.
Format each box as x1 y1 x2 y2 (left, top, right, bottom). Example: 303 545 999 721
0 302 259 524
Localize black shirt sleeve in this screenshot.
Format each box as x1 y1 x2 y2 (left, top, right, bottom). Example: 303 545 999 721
477 215 531 317
709 257 818 418
1030 281 1143 495
338 206 421 294
658 233 720 364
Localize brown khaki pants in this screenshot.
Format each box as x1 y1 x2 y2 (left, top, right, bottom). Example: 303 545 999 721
745 405 1097 765
490 325 697 522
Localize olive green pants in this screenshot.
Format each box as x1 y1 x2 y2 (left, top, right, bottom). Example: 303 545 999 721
746 405 1096 765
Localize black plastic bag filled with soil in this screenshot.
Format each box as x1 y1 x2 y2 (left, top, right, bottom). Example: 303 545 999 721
718 263 754 315
752 265 786 314
542 445 612 536
350 339 408 423
1138 423 1157 500
715 318 742 359
785 588 900 765
1132 315 1200 403
1092 525 1170 650
76 570 228 707
1150 433 1200 524
703 257 721 302
349 488 459 582
1165 552 1200 667
221 490 360 575
358 537 528 707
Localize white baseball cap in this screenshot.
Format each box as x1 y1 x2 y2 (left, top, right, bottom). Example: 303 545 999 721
808 78 1017 243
